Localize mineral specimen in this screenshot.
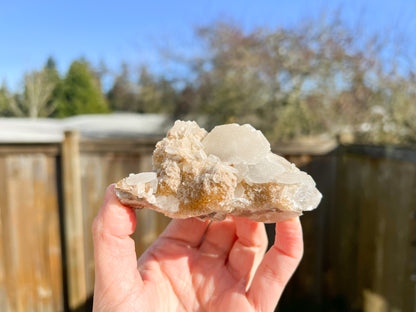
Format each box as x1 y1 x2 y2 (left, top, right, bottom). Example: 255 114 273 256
115 121 322 223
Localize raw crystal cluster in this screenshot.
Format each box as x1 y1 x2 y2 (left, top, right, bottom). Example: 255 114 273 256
115 121 322 223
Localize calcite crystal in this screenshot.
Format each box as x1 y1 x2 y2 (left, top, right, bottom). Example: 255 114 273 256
115 121 322 223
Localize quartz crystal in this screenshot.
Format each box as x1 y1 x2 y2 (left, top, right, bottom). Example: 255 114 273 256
115 121 322 223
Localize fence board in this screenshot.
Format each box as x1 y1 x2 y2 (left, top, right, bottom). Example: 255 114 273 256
45 155 64 311
62 131 86 311
0 156 9 311
0 154 63 312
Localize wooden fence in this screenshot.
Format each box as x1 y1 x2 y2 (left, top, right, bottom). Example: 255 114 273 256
0 133 415 311
0 132 169 311
279 145 416 312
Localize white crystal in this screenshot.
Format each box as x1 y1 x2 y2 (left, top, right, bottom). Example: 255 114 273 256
245 153 286 183
202 124 270 164
116 121 322 223
233 183 245 198
125 172 157 185
156 195 180 213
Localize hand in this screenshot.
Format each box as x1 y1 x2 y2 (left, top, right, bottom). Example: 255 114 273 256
92 185 303 311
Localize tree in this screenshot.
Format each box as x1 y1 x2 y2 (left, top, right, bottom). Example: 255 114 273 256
174 84 197 120
45 56 57 71
44 56 61 114
178 17 416 144
0 82 15 117
186 23 268 127
22 68 57 118
55 59 109 117
136 66 176 114
107 63 140 112
0 59 58 118
107 64 178 114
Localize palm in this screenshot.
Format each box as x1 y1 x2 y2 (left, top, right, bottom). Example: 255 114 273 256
136 218 265 311
93 186 303 312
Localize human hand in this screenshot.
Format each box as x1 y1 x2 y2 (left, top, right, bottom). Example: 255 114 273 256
92 185 303 311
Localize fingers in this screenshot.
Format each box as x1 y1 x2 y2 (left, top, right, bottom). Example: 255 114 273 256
247 217 303 311
227 217 268 288
198 218 236 258
159 217 210 248
92 185 143 295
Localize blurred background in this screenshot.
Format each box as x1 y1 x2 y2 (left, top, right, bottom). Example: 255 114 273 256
0 0 415 311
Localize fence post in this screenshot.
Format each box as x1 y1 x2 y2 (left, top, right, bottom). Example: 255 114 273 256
62 130 87 310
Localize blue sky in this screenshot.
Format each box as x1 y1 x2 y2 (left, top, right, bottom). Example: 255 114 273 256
1 0 415 90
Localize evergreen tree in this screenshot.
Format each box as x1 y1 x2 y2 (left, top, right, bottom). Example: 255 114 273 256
136 66 176 114
44 56 60 84
107 63 139 111
44 56 61 114
55 59 109 117
45 56 57 71
108 64 178 114
0 82 13 116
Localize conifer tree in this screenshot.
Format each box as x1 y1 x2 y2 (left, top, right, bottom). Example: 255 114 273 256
55 59 109 117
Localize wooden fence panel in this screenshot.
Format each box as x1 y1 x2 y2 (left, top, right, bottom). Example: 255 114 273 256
279 149 416 312
363 157 415 312
0 153 63 312
325 151 416 311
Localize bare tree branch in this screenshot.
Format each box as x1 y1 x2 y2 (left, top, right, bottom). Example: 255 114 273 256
23 69 56 118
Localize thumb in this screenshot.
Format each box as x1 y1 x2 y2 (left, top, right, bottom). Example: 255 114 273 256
92 185 143 299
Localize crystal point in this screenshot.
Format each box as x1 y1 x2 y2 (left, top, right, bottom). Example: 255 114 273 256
202 124 270 164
